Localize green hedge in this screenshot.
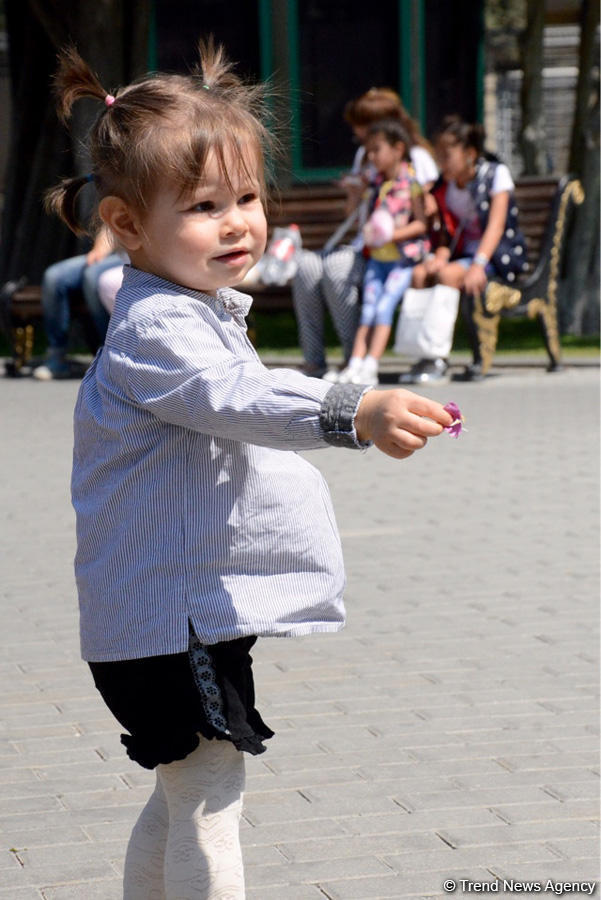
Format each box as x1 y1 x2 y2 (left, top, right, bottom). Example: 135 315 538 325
248 310 599 355
1 311 598 361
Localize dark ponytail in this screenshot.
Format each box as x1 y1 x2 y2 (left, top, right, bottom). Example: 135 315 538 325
436 115 485 155
44 173 95 236
53 45 115 122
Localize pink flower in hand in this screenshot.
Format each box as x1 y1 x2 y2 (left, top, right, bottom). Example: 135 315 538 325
443 401 465 438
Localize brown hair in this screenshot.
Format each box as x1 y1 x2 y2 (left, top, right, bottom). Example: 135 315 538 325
435 115 486 156
366 119 412 161
343 87 429 151
45 38 275 235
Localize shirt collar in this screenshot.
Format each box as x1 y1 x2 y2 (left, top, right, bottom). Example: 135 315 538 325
216 287 253 322
119 266 253 324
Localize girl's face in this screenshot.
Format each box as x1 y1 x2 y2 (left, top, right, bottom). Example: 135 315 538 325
365 133 405 180
436 137 476 185
130 147 267 295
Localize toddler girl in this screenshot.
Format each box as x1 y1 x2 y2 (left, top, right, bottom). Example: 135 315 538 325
46 41 453 899
337 119 429 386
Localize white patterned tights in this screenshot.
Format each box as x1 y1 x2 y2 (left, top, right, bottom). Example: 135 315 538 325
123 736 246 899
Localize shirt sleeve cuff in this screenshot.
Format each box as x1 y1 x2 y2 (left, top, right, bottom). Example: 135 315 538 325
319 383 374 449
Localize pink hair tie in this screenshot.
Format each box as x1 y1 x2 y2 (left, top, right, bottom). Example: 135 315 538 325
105 94 116 107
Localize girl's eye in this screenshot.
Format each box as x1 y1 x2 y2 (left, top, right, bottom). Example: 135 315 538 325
239 193 258 205
193 201 215 213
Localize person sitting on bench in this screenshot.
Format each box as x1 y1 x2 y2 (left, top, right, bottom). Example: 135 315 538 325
406 115 528 383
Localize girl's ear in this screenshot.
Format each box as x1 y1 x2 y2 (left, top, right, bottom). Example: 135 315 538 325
98 196 144 251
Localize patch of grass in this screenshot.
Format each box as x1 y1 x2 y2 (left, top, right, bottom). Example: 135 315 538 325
247 310 599 356
2 311 598 363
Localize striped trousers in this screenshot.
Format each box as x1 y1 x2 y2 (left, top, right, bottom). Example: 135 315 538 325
291 247 365 369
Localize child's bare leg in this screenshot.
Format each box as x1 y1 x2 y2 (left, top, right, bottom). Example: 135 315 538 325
350 324 372 359
366 323 392 360
411 262 428 288
159 737 246 900
124 774 168 899
437 262 467 290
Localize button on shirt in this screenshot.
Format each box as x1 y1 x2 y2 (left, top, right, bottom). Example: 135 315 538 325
72 267 364 662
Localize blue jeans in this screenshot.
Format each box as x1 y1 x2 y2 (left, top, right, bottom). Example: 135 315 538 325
41 253 123 351
361 260 414 327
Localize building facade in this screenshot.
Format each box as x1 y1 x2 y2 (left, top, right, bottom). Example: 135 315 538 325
151 0 483 183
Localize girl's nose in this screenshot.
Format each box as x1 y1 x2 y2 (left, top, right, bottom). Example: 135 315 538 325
222 204 248 236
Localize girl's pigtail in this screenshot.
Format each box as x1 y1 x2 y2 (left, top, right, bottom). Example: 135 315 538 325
192 35 276 168
54 45 111 123
194 36 239 92
44 174 94 236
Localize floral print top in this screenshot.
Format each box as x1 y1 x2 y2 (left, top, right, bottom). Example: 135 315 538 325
368 162 430 265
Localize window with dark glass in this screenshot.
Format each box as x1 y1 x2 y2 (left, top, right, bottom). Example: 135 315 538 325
296 0 400 171
155 0 261 79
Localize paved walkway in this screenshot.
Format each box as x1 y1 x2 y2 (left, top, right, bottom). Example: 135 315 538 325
1 364 599 898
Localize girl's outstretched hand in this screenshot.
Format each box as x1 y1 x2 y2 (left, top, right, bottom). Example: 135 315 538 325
355 389 454 459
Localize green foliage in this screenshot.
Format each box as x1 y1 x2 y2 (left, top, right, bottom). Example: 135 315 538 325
485 0 526 32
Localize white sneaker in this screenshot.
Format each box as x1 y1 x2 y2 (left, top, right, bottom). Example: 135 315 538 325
337 359 374 385
322 368 340 383
336 365 359 384
360 359 379 386
32 357 71 380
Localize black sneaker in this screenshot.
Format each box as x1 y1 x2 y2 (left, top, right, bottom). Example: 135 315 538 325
462 362 484 382
399 358 448 384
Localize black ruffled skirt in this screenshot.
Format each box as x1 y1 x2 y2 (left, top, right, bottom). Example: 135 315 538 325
89 630 274 769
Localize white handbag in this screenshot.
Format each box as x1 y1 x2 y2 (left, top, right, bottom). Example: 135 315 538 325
394 285 460 358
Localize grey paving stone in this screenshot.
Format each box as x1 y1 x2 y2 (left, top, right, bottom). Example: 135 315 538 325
39 882 123 899
246 766 367 792
0 796 63 817
382 842 562 873
247 887 325 899
0 888 43 899
436 820 600 849
318 869 492 900
489 799 601 824
338 808 503 836
245 853 392 885
497 752 599 772
392 786 565 812
451 769 599 791
241 816 349 845
0 773 125 799
277 830 442 863
543 837 601 860
487 860 601 882
0 769 41 787
0 858 113 887
57 785 151 811
15 841 125 870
